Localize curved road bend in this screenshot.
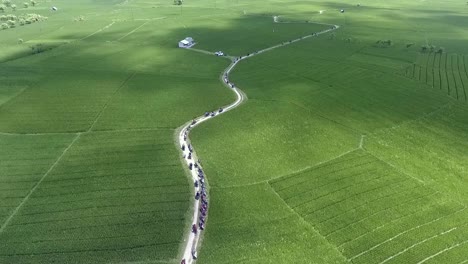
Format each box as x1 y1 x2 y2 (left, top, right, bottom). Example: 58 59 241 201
178 23 340 264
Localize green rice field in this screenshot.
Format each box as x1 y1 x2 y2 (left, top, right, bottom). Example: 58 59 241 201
1 0 467 263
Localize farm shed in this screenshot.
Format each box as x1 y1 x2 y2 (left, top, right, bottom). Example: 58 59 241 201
179 37 195 48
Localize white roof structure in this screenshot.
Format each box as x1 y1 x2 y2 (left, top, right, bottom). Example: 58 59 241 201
179 37 195 48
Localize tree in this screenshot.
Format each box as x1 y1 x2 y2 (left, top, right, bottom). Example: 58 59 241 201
436 47 445 54
2 0 11 7
0 4 5 12
7 19 15 27
30 0 36 6
1 22 8 29
174 0 182 5
23 2 29 8
421 45 428 53
18 18 25 25
18 38 23 44
0 15 5 21
11 4 16 10
30 43 45 54
375 39 392 48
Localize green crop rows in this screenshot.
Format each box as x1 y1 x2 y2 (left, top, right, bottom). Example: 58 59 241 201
407 53 468 102
1 0 468 263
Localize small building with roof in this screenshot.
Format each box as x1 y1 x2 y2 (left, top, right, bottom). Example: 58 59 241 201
179 37 195 48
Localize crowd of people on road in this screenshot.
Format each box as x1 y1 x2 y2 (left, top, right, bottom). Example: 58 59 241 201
180 120 211 264
180 25 339 264
180 137 207 264
180 61 239 264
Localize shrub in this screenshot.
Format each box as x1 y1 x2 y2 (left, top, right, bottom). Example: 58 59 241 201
375 39 392 47
0 4 5 12
23 2 28 8
18 38 23 44
30 43 45 54
1 22 8 29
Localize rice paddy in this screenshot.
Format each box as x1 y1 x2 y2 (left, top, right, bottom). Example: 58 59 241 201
0 0 467 263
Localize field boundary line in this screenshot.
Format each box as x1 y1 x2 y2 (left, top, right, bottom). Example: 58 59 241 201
325 191 438 238
80 21 116 41
299 174 406 215
0 127 174 136
117 21 150 41
365 150 425 184
267 148 360 185
457 54 468 101
348 206 467 261
113 260 172 264
266 183 348 262
0 131 78 136
337 201 433 248
359 135 366 148
116 18 166 41
288 100 364 135
87 72 136 132
0 133 81 234
379 227 458 264
0 86 28 111
445 53 451 95
367 102 453 139
366 147 466 209
417 239 468 264
176 21 341 264
215 151 367 189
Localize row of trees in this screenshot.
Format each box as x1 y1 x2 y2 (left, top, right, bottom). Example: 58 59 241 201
372 40 445 53
375 39 393 47
0 0 37 12
421 44 444 54
0 12 46 30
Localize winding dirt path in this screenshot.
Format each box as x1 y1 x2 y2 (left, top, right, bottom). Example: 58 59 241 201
178 22 340 264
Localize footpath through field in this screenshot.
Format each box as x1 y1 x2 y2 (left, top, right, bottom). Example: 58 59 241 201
177 21 340 264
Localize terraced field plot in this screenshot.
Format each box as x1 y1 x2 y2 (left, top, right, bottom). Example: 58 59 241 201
0 130 190 263
271 150 468 263
0 134 76 225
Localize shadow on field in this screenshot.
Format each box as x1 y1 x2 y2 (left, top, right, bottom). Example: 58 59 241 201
0 3 467 264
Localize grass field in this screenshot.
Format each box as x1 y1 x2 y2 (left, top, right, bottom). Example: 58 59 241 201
1 0 468 263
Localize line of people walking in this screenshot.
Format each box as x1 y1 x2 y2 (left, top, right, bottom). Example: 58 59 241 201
180 24 339 264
